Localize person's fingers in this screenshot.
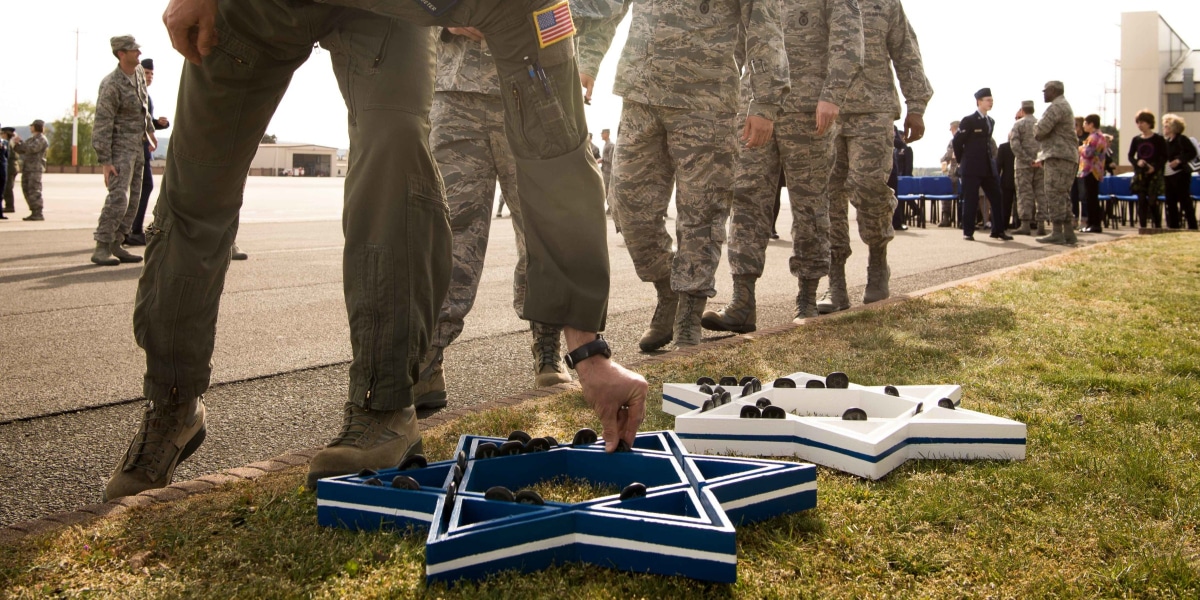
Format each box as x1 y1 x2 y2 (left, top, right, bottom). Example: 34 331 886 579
623 384 647 446
741 120 752 143
164 13 199 64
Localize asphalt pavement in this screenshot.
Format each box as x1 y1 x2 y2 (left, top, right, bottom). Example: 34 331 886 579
0 174 1119 526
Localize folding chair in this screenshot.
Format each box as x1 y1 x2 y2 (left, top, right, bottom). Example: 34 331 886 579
1106 176 1137 228
896 176 925 228
920 176 957 228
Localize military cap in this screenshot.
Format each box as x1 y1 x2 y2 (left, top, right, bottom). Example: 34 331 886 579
974 88 992 100
141 58 154 71
1021 100 1035 111
1043 80 1064 93
0 127 14 134
110 35 140 54
31 119 45 128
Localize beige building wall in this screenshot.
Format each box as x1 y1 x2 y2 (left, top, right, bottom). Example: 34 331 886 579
249 144 340 176
1120 11 1197 164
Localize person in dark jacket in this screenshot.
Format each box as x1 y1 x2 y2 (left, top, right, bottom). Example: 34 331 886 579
1162 113 1199 229
997 140 1016 229
1128 110 1167 228
953 88 1012 241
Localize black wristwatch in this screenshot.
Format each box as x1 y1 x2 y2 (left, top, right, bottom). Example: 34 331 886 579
564 335 612 369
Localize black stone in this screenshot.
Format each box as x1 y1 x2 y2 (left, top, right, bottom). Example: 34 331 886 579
525 437 552 453
741 383 755 398
614 439 633 453
572 428 599 446
915 402 923 414
508 430 532 444
884 385 900 397
456 450 468 472
938 398 956 409
756 398 772 409
720 391 732 405
773 378 797 389
698 384 714 395
740 405 762 419
515 489 546 505
485 486 515 502
739 376 757 386
357 468 378 477
474 442 498 459
762 406 787 419
620 482 647 501
364 477 383 486
498 440 525 456
545 436 559 447
826 372 851 389
701 398 716 412
390 475 420 490
842 407 868 421
398 455 428 471
451 464 464 485
805 379 825 389
696 376 716 386
719 376 739 387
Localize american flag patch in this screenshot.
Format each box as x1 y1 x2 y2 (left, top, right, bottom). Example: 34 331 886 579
533 1 576 48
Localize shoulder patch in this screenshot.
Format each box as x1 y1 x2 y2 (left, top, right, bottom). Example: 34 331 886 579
846 0 861 16
534 1 576 48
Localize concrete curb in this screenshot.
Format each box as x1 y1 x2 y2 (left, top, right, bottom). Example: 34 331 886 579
0 233 1137 546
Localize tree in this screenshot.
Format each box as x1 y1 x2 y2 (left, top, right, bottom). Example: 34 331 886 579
261 133 277 144
47 102 98 166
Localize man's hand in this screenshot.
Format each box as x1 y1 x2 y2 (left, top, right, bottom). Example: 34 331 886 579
579 73 596 105
741 115 773 149
447 26 484 42
156 116 171 128
815 101 839 136
148 133 159 153
903 113 925 144
102 164 118 187
163 0 219 65
565 329 648 452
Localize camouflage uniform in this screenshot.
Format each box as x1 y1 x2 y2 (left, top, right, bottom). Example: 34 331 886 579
1009 114 1044 223
1034 95 1076 223
579 0 789 297
93 65 155 244
3 143 15 212
938 139 958 223
828 0 931 264
600 139 614 193
13 133 48 216
726 0 864 280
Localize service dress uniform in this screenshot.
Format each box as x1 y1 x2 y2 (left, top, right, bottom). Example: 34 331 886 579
954 102 1007 240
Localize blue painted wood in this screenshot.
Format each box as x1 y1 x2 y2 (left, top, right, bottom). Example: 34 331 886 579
316 430 817 584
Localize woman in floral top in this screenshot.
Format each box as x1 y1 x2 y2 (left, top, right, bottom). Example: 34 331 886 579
1077 114 1109 233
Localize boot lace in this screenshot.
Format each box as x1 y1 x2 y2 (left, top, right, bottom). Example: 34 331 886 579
331 404 377 447
534 329 562 373
126 400 183 475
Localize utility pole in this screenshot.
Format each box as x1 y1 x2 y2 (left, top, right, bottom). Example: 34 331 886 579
72 28 79 167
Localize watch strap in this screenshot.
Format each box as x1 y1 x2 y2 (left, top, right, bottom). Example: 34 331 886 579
564 335 611 369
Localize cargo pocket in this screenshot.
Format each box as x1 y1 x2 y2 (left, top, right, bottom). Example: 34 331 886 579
405 176 451 377
172 27 258 167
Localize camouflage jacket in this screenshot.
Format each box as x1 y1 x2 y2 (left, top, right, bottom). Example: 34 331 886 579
1034 95 1076 161
578 0 790 119
839 0 931 118
93 65 153 165
940 139 958 174
774 0 863 113
1009 114 1040 169
13 133 48 173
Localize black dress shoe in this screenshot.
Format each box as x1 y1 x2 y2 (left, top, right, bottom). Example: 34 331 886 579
990 233 1014 241
963 234 975 241
896 224 909 231
124 233 147 246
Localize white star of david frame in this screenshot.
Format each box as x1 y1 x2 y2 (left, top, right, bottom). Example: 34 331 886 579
316 430 816 584
663 372 1026 480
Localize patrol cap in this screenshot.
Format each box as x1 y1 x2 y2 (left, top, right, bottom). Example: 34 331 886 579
30 119 45 128
110 35 140 54
1043 80 1065 93
1021 100 1035 111
0 127 14 134
974 88 992 100
141 58 154 70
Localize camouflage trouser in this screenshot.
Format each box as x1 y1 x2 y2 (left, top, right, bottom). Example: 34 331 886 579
613 100 737 297
940 175 959 223
94 149 145 243
1014 167 1044 223
828 113 896 264
20 171 43 215
1041 158 1075 223
134 0 605 411
430 90 526 348
727 111 833 280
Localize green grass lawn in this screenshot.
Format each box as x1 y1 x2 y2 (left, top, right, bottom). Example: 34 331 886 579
3 234 1199 598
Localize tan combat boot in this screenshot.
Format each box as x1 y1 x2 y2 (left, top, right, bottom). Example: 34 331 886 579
1013 221 1032 235
1036 221 1065 244
1036 221 1047 236
700 274 757 333
90 241 120 266
531 322 571 387
638 278 677 352
817 261 851 314
863 245 891 304
793 278 821 322
412 346 446 410
1062 220 1078 244
307 403 423 489
104 394 207 501
231 244 249 261
673 293 707 348
110 237 143 263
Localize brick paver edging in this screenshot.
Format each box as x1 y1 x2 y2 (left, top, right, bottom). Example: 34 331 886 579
0 233 1137 546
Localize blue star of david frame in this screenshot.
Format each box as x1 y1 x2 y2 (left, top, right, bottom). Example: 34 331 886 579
316 431 816 584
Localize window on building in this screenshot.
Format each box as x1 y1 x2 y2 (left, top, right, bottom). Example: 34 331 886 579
1167 93 1197 112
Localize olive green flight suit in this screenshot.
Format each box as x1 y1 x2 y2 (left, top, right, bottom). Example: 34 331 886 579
135 0 607 412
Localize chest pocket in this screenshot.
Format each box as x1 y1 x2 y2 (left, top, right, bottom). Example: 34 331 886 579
656 0 737 46
785 2 829 50
860 6 890 85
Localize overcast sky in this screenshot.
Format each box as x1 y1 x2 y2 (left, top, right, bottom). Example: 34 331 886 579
4 1 1198 167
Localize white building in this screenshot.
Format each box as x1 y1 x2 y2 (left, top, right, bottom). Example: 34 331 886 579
249 143 341 176
1120 11 1199 165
